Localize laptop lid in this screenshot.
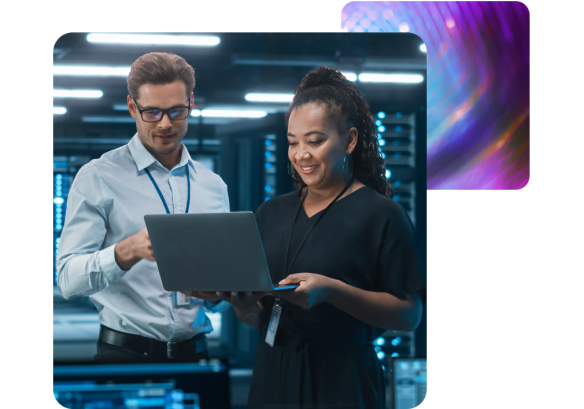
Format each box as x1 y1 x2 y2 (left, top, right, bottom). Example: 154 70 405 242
144 212 292 292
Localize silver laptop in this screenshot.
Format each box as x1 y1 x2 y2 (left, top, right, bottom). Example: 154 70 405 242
144 212 296 292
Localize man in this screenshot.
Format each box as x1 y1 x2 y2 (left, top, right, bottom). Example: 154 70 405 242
57 52 230 363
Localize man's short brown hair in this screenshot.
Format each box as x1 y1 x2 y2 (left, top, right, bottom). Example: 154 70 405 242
127 52 195 100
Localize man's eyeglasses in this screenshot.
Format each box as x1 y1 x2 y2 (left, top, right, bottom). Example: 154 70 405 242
132 98 191 122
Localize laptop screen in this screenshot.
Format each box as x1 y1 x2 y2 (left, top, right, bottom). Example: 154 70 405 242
53 359 229 409
392 357 427 409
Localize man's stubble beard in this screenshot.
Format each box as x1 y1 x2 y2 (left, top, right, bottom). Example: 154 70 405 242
138 128 184 157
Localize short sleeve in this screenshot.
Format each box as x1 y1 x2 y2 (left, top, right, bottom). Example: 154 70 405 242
376 203 426 304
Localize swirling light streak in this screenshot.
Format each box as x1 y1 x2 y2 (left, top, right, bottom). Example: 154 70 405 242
342 2 529 189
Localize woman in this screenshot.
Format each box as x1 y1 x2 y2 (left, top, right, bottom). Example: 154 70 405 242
191 66 426 409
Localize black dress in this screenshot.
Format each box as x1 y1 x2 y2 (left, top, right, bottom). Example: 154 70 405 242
248 186 426 409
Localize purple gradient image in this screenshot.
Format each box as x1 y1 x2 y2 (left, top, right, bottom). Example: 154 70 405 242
342 2 529 189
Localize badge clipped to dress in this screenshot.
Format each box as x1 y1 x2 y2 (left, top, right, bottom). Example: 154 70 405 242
265 297 282 347
174 292 191 306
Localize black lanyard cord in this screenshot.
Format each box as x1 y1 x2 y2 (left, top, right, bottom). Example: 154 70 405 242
283 177 354 278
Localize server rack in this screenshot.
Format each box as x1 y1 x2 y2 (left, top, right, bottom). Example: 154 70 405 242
376 112 417 226
53 156 88 285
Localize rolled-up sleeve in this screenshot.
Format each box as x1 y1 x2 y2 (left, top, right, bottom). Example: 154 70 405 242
56 164 127 299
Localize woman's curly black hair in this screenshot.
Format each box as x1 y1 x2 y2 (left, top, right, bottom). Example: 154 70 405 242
287 66 393 198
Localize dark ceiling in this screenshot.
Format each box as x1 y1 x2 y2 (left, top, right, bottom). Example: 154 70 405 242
53 32 427 138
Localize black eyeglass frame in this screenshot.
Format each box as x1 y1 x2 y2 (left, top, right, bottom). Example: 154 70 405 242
132 98 192 122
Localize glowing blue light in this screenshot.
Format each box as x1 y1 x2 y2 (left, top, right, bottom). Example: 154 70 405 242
374 337 386 346
375 120 382 126
377 134 383 140
56 224 62 230
56 238 60 242
56 174 62 179
381 153 386 159
393 153 401 159
395 125 402 131
377 125 386 132
391 337 402 346
265 162 272 169
374 346 381 352
385 169 391 179
377 112 386 119
53 197 64 205
264 185 272 192
393 195 401 201
378 139 386 146
420 44 427 53
170 390 184 402
393 180 401 187
396 112 402 118
377 351 386 360
265 151 272 157
264 196 270 201
265 140 272 146
391 352 400 357
56 180 62 185
382 365 386 371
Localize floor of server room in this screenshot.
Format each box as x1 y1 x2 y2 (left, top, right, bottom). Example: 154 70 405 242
54 287 415 409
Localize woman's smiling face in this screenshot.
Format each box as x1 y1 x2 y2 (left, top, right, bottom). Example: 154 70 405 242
287 102 356 190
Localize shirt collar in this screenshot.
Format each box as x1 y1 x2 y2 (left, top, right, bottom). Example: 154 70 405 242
128 134 197 173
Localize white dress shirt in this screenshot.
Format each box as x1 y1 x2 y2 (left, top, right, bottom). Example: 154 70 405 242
57 134 230 342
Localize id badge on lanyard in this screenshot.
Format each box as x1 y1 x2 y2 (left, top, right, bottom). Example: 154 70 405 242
263 178 354 347
145 166 193 308
174 292 191 306
265 297 282 347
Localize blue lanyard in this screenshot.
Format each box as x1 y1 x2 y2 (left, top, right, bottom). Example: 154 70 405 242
144 166 190 214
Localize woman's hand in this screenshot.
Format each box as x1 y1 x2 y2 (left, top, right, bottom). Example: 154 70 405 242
277 273 339 310
181 291 267 329
181 291 265 309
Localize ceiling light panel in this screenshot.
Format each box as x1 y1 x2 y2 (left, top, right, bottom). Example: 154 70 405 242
54 89 103 98
191 109 267 118
341 72 357 81
244 93 294 103
358 73 424 83
54 66 131 76
87 33 220 46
